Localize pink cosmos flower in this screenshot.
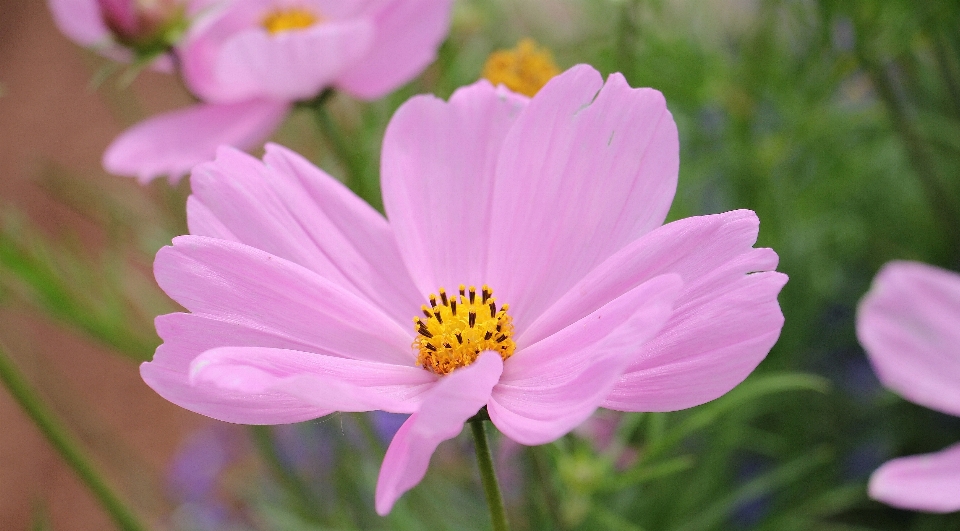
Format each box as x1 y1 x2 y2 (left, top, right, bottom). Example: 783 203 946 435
103 0 454 183
857 260 960 513
48 0 201 69
141 64 787 514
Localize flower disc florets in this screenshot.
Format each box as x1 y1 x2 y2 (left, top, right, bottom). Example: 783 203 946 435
414 285 515 375
262 8 322 34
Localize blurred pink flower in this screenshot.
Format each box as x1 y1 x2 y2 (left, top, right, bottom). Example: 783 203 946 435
48 0 202 69
141 65 786 514
857 260 960 513
103 0 454 183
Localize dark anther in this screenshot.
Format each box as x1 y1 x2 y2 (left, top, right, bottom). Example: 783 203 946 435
429 295 437 308
440 290 448 306
496 324 502 332
425 344 437 351
455 333 463 344
418 326 433 338
495 334 507 343
459 286 466 297
434 311 443 324
468 311 476 328
423 308 432 318
484 331 493 340
469 287 476 303
444 342 452 349
489 302 496 318
482 287 491 303
451 300 457 315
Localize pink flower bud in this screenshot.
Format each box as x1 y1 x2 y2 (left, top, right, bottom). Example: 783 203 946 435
49 0 189 61
96 0 185 49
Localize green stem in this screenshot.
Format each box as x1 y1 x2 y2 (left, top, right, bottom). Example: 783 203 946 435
858 51 960 250
470 419 510 531
307 95 369 203
0 345 147 531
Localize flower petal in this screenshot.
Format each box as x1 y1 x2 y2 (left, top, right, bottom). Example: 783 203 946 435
488 274 681 446
154 235 414 364
212 20 374 102
187 144 422 326
103 100 289 183
375 352 502 515
857 261 960 417
485 66 680 329
381 80 528 294
869 442 960 513
336 0 454 99
520 210 772 345
48 0 109 46
143 313 330 425
604 271 786 411
189 346 436 414
502 209 785 412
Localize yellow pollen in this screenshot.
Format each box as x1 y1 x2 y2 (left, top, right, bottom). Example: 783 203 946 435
413 285 516 375
481 38 561 97
262 8 321 34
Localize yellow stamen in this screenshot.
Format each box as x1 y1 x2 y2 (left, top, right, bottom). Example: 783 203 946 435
414 285 516 375
262 8 321 34
481 38 561 97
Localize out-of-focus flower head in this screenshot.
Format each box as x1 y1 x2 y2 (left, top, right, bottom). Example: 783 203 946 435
857 260 960 513
167 424 247 531
103 0 454 183
482 38 561 97
141 64 786 514
48 0 200 67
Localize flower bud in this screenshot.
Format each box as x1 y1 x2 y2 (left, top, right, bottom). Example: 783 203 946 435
96 0 187 54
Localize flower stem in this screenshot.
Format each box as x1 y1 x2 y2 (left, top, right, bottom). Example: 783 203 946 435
470 418 510 531
0 345 147 531
306 92 371 204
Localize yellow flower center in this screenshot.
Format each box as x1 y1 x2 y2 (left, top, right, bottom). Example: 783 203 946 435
262 8 321 34
481 38 561 97
414 285 516 375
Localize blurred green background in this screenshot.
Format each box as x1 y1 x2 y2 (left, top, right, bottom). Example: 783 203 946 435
1 0 959 529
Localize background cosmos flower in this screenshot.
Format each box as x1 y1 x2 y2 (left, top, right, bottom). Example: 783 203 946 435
141 64 787 514
103 0 454 183
857 261 960 513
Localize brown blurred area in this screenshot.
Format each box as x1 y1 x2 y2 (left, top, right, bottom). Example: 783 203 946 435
0 1 210 529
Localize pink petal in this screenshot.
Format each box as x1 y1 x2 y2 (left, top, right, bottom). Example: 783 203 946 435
375 352 502 515
103 100 289 183
857 261 960 417
520 210 772 345
485 66 680 329
336 0 454 99
212 19 374 102
143 313 331 425
185 196 238 240
189 346 436 414
179 0 253 100
187 145 422 326
604 271 786 411
488 274 681 445
48 0 110 46
869 442 960 513
154 236 414 365
380 80 528 295
494 209 784 412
